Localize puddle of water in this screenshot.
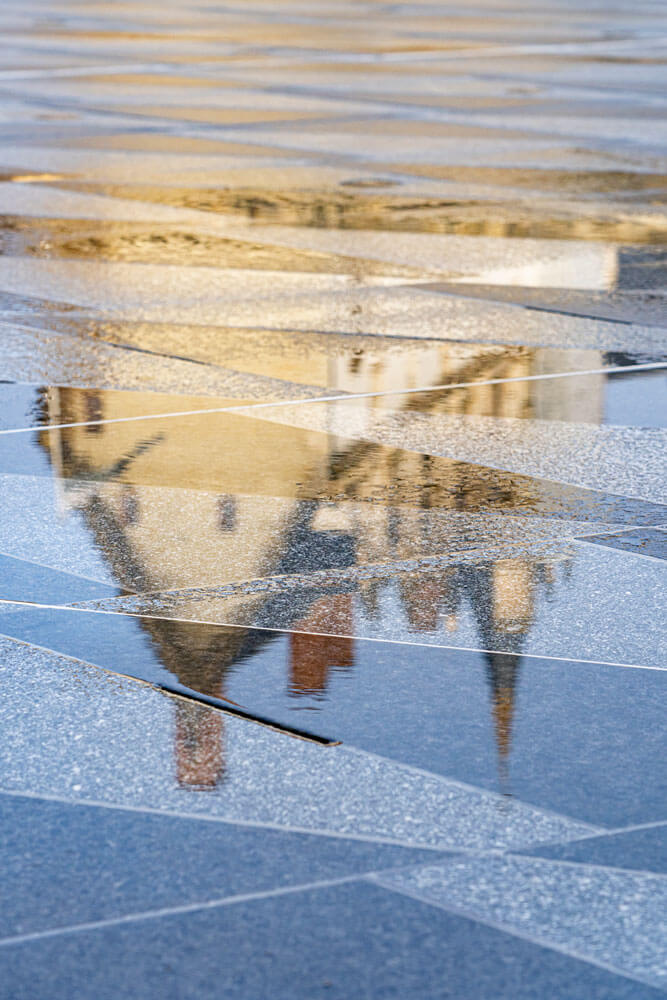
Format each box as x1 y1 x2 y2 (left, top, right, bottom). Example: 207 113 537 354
0 552 123 604
52 180 667 244
396 367 667 428
0 215 410 275
0 604 663 824
1 403 664 529
578 527 667 561
402 166 667 196
602 370 667 428
0 382 251 433
421 282 667 328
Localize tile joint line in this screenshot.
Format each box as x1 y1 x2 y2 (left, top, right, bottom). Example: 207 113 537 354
0 361 664 436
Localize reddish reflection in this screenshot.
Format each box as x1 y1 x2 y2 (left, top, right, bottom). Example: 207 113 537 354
175 702 225 790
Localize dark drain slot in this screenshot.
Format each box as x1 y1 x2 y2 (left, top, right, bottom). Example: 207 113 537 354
154 681 341 746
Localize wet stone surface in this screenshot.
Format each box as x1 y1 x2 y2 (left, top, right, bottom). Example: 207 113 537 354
0 0 666 997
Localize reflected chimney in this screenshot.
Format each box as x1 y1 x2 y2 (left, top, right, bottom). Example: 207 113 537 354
289 594 354 695
174 702 225 790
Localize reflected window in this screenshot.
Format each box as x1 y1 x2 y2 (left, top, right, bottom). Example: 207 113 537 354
84 392 103 432
119 487 139 527
217 495 237 532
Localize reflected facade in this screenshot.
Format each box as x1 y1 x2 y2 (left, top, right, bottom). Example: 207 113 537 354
31 342 610 790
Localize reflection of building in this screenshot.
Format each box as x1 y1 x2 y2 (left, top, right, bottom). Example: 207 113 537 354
175 703 224 790
290 595 355 696
38 339 602 789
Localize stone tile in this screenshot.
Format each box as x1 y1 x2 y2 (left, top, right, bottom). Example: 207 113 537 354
0 321 320 399
0 636 593 851
372 856 667 990
0 381 249 433
245 389 667 503
422 283 667 330
0 258 664 353
0 552 121 604
578 527 667 561
0 257 402 322
77 537 667 670
0 790 440 939
1 880 659 1000
525 825 667 876
38 320 627 396
2 407 665 526
5 605 664 827
0 474 120 585
0 457 626 590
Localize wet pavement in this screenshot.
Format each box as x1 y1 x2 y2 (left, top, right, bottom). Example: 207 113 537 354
0 1 666 997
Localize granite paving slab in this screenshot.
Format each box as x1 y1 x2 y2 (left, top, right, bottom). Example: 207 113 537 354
0 258 664 352
0 552 122 604
2 408 665 527
72 537 667 668
7 608 663 827
1 880 660 1000
0 320 324 398
525 825 667 876
0 635 594 851
578 526 667 561
242 386 667 502
0 381 258 433
372 856 667 990
0 790 442 939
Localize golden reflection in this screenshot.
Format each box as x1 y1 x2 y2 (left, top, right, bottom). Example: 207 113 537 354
55 181 667 244
3 216 399 275
35 340 602 790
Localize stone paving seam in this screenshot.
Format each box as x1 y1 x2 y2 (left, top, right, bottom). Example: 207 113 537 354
64 539 581 603
0 549 133 590
511 855 667 882
573 539 667 565
37 606 667 675
0 634 600 850
552 819 667 841
0 873 369 950
364 875 666 994
2 358 663 436
1 319 327 396
0 630 606 841
338 743 602 837
0 787 479 854
0 627 340 745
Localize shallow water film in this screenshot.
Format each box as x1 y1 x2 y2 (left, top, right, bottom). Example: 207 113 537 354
0 1 666 997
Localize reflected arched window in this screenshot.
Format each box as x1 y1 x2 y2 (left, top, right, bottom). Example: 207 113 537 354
217 495 237 532
84 392 103 432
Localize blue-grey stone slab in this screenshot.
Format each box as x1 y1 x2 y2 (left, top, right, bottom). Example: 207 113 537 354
0 635 593 852
1 413 666 527
2 602 663 826
0 474 117 585
524 825 667 876
372 856 667 991
0 790 441 939
0 552 122 604
0 381 46 432
85 535 667 670
415 284 667 335
577 527 667 561
0 881 661 1000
